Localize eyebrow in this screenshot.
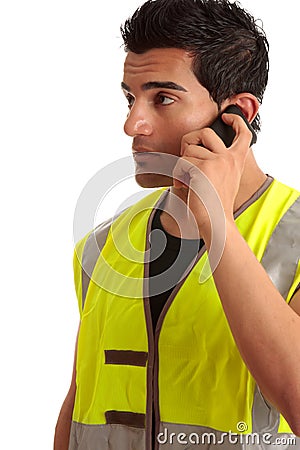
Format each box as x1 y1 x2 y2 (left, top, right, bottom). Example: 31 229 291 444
121 81 188 93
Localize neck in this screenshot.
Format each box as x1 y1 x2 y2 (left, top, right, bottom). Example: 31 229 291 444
160 150 268 239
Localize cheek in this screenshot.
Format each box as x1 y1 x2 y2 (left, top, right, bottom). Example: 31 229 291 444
183 109 212 131
163 118 196 152
166 119 198 150
156 105 217 154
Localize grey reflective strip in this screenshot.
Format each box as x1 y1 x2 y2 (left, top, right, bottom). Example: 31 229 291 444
68 422 146 450
252 385 280 433
251 386 299 450
261 196 300 300
69 421 300 450
81 210 126 311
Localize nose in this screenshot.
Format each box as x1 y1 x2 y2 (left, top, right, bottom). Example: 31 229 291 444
124 104 153 137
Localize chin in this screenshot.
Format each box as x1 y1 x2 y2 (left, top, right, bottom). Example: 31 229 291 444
135 174 173 188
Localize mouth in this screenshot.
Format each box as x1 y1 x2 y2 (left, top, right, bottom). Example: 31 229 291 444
132 151 178 182
132 151 158 161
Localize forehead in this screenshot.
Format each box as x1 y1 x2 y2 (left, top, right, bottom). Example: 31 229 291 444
123 48 197 87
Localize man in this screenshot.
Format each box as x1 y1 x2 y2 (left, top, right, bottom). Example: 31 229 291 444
54 1 300 449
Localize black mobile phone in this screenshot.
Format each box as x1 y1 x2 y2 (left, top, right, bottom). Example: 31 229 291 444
209 104 257 148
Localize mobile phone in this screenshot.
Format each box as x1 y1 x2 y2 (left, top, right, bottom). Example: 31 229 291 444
208 104 257 148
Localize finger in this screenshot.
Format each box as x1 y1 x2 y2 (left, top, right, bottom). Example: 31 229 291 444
221 113 253 152
181 143 217 160
181 127 226 155
172 156 202 189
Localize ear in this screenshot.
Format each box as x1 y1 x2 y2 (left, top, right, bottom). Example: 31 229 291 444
223 93 259 124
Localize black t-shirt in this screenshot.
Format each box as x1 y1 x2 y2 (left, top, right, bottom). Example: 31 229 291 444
149 207 204 330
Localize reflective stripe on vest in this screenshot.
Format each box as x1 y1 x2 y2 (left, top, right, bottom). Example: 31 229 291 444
69 422 299 450
261 195 300 299
70 179 300 450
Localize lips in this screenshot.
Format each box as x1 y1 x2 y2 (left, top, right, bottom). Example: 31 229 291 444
132 151 159 163
132 151 178 178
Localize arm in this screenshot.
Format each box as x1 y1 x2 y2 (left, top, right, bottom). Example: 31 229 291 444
53 327 79 450
204 220 300 435
175 112 300 435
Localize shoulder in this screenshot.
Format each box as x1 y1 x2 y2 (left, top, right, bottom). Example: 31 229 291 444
270 178 300 202
264 179 300 302
261 178 300 226
74 209 125 278
74 188 167 272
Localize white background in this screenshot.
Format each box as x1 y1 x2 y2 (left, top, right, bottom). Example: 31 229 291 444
0 1 298 448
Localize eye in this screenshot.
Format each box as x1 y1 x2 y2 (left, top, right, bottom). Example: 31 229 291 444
156 94 175 106
124 93 135 109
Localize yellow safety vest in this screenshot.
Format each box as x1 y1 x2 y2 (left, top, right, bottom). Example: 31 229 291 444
69 177 300 450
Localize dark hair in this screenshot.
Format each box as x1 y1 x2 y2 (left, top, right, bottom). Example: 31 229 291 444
120 0 269 132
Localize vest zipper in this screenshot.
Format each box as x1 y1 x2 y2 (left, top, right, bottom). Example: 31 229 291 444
143 296 155 450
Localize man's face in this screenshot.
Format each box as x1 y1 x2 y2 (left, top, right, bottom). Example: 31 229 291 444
122 48 219 187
